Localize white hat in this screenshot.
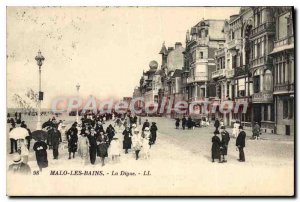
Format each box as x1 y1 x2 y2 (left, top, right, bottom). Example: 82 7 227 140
12 153 22 164
134 128 139 132
132 124 137 128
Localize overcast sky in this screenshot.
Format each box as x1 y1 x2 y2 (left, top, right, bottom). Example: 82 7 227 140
7 7 240 108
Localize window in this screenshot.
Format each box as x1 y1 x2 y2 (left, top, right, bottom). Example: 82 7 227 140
257 12 261 26
200 52 203 59
257 42 261 58
264 70 273 91
231 31 235 40
238 78 245 97
278 12 290 39
283 99 288 119
253 76 260 93
201 29 206 38
232 55 237 69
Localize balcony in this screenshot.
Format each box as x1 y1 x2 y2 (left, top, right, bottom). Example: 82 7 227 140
274 83 294 94
250 56 272 68
250 22 275 38
252 91 273 103
227 38 242 50
212 69 226 79
226 69 235 78
187 76 207 84
274 35 294 49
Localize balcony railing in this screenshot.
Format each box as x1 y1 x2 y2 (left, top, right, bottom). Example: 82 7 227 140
252 91 273 103
274 83 294 93
251 56 266 67
227 38 242 50
250 22 275 38
187 76 207 84
274 35 294 48
212 69 226 79
226 69 235 78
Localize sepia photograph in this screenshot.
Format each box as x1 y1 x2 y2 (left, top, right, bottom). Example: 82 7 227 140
5 6 295 196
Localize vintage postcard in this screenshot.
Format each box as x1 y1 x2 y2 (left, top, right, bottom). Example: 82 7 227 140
6 6 295 196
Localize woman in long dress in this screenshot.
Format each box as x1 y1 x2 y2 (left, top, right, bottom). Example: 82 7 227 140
141 127 151 158
122 127 132 154
114 119 125 135
211 131 221 163
96 132 109 166
78 129 89 160
33 140 48 172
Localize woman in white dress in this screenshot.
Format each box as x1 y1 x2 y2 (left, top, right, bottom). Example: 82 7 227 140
78 129 89 162
141 127 151 159
114 119 125 135
232 120 240 138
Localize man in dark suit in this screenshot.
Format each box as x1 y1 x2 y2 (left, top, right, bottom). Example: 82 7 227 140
236 125 246 162
48 126 62 159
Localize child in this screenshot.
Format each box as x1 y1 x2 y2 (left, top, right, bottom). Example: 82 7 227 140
110 137 121 162
18 139 29 163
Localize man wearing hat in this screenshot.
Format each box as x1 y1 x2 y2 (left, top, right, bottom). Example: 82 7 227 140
220 126 230 162
48 125 62 159
8 153 31 175
236 126 246 162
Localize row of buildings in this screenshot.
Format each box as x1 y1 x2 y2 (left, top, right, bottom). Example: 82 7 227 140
132 7 294 135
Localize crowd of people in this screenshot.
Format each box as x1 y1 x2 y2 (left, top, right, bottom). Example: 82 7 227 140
8 111 262 175
8 112 159 174
210 118 261 163
175 116 210 130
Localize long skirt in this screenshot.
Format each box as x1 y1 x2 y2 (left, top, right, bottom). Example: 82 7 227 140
123 138 132 149
79 144 89 158
211 144 220 160
36 151 48 168
97 144 108 158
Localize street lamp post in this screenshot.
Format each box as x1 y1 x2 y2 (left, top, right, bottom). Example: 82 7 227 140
76 83 80 123
35 50 45 130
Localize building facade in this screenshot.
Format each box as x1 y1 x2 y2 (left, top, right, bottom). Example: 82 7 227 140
270 7 294 135
131 7 294 135
184 19 225 118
